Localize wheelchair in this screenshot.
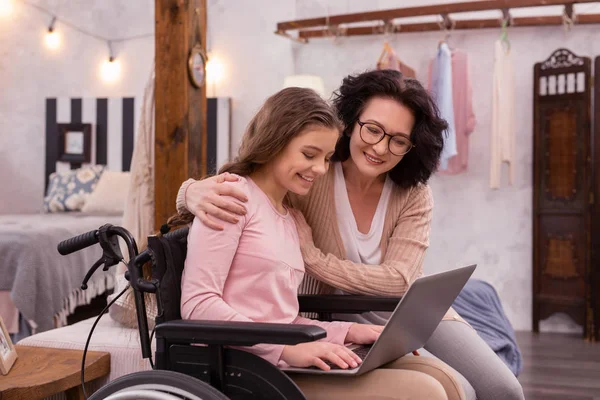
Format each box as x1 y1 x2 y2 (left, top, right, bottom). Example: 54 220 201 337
57 223 401 399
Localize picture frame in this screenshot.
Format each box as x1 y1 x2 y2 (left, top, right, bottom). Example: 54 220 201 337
57 123 92 164
0 316 17 375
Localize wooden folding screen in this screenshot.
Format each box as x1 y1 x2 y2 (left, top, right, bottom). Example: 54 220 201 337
533 48 596 340
592 56 600 341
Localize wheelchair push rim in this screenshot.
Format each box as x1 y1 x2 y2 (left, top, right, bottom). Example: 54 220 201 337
88 370 230 400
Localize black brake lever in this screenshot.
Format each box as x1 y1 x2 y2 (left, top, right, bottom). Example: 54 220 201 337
81 257 105 290
80 225 125 290
98 224 123 268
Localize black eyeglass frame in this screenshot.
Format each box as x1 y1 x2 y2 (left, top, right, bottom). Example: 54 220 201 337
357 120 415 156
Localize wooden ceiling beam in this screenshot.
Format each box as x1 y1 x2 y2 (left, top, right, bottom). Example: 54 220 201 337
277 0 598 32
296 13 600 39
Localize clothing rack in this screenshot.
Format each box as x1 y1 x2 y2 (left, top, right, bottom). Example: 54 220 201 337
275 0 600 43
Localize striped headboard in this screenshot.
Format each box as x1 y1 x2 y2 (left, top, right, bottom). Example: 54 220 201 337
45 97 138 191
45 96 232 190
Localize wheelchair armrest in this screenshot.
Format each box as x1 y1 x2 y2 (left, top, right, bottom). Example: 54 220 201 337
155 319 327 346
298 295 401 313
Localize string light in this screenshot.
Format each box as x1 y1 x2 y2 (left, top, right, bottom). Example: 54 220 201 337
101 58 121 83
0 0 13 17
206 55 224 85
44 16 60 50
206 54 225 97
100 41 121 83
9 0 153 84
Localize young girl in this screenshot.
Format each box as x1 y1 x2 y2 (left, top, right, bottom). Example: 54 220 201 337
179 87 450 400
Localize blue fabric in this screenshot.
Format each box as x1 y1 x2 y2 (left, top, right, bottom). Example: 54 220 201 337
430 43 457 170
451 279 523 376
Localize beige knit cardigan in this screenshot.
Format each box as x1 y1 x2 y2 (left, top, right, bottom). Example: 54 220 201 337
177 164 466 324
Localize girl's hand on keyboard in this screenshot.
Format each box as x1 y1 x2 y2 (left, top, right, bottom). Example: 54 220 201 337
345 324 384 345
281 342 362 371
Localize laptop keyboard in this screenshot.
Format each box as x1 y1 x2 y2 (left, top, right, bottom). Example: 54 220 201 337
322 345 372 370
352 345 371 360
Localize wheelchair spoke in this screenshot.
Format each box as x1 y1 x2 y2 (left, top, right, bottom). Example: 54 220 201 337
88 370 230 400
103 388 197 400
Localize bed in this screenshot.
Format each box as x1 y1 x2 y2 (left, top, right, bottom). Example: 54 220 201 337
1 96 137 340
0 212 123 337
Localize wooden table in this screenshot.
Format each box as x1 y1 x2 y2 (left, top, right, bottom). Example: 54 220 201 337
0 345 110 400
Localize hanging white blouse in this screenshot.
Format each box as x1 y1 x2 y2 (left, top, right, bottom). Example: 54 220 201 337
490 39 515 189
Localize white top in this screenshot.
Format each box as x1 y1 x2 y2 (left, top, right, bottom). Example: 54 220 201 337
490 39 515 189
333 162 394 324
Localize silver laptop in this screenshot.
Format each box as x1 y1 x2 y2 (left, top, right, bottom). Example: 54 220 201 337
283 264 476 376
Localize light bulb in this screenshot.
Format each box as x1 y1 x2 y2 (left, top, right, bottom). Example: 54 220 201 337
0 0 13 17
100 58 121 83
206 56 224 85
45 30 61 50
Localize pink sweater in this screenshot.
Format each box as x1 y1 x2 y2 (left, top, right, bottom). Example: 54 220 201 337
180 176 352 366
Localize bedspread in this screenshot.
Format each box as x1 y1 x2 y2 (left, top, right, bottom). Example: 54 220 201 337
0 213 122 333
451 279 523 376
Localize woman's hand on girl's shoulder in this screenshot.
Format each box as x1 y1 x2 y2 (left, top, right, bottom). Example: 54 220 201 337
186 173 249 230
281 342 362 371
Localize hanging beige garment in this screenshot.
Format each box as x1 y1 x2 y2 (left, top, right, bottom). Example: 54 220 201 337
376 43 416 78
108 65 158 328
121 67 156 247
490 40 515 189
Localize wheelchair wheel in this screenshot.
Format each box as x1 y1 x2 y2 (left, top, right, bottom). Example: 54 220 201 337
88 370 230 400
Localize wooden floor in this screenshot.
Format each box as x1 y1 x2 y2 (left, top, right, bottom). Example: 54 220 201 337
516 331 600 399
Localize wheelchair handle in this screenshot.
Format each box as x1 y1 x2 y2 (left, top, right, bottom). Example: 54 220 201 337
57 229 99 255
58 223 154 360
59 224 150 292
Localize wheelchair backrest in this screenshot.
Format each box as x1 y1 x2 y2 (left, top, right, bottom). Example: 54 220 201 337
148 227 189 326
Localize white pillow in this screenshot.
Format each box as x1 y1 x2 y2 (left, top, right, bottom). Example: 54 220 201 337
82 170 131 214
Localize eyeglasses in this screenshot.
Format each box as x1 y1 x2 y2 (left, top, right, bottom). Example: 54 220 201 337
357 120 414 156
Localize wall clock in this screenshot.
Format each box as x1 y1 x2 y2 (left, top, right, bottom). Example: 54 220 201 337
188 44 207 88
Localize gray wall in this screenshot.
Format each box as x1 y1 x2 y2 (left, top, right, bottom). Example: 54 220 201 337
0 0 154 213
292 0 600 332
3 0 599 332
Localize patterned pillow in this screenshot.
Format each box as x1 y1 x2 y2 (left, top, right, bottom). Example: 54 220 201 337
43 165 106 212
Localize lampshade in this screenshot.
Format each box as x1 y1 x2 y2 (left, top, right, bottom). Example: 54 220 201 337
283 74 325 97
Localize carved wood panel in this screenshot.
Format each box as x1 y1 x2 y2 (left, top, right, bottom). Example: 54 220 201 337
538 104 585 209
538 216 587 300
544 236 578 280
545 109 576 200
533 48 593 340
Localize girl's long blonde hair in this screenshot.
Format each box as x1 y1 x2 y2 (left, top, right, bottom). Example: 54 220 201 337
168 86 342 227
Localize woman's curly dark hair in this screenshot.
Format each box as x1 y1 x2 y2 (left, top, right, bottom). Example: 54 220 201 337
331 69 447 189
